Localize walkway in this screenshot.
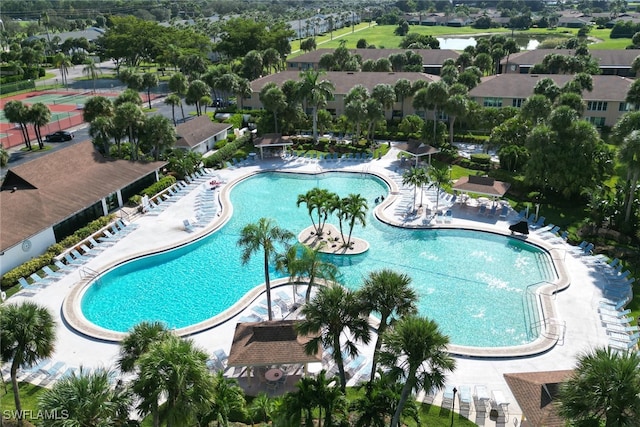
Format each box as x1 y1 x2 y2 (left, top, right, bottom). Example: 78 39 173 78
4 148 616 426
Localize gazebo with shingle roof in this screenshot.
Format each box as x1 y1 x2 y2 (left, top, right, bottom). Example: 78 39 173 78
504 370 573 427
452 175 511 198
252 133 294 160
227 320 322 368
394 141 441 167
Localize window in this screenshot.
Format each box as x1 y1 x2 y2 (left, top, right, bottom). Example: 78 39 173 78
586 116 606 127
619 102 639 112
483 97 502 107
587 101 607 111
512 98 525 108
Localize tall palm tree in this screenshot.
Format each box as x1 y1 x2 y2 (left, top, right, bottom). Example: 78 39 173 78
164 93 182 126
340 193 368 247
358 269 417 383
38 368 132 427
142 72 159 109
443 94 469 146
28 102 51 149
134 334 215 427
114 102 145 160
53 53 72 89
378 315 455 427
297 69 335 141
425 81 449 138
4 100 32 150
168 73 188 120
0 302 56 427
83 60 102 93
427 165 452 212
402 167 428 210
394 79 414 118
238 218 294 321
619 130 640 223
557 348 640 425
234 77 252 110
297 285 371 393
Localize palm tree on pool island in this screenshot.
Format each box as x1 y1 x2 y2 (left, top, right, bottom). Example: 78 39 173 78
238 217 294 320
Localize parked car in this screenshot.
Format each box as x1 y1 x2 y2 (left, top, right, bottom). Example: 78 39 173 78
45 131 74 142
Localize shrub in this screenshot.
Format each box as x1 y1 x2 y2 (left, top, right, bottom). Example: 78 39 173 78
202 134 251 168
141 175 177 198
470 153 491 165
1 215 115 289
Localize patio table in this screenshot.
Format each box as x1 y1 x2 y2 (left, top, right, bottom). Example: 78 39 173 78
265 368 284 382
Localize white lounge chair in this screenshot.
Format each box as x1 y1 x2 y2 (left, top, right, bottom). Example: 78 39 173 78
183 219 194 232
458 385 472 408
490 390 510 419
474 385 490 413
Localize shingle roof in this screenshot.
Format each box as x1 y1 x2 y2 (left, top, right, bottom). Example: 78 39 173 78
0 141 165 251
452 175 511 197
253 134 294 148
288 48 460 66
250 71 439 95
469 74 635 102
175 115 232 148
501 49 640 67
227 320 322 367
504 370 574 427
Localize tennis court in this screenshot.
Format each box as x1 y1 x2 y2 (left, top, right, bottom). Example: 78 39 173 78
0 109 80 124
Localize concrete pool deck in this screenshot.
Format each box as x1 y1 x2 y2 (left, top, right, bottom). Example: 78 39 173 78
5 148 617 425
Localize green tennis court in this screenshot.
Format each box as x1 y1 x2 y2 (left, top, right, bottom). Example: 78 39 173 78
0 110 79 124
22 93 67 104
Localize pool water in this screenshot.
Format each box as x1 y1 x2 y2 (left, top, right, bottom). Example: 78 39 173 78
82 172 556 347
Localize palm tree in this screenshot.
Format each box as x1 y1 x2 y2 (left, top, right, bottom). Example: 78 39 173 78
313 369 348 427
619 130 640 223
114 102 145 160
143 115 176 161
297 69 335 141
427 165 452 212
248 392 274 425
277 243 339 303
235 77 252 110
82 60 102 93
4 100 32 150
394 79 414 118
38 368 132 427
27 103 51 149
379 315 455 427
402 167 428 210
168 73 188 120
260 83 288 134
164 93 182 126
238 218 294 321
557 348 640 425
142 72 159 109
53 53 72 89
297 188 339 236
89 115 114 156
425 81 449 138
134 334 215 427
118 321 171 373
358 269 417 383
185 79 210 116
351 376 421 427
297 285 371 393
0 302 56 427
340 193 368 247
443 94 469 146
201 371 247 427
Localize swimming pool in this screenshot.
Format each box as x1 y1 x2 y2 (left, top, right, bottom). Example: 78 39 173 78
81 172 556 347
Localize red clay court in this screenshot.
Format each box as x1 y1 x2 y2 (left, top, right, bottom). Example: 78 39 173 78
0 89 155 149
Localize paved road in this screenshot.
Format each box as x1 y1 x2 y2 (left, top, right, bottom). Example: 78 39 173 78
1 63 199 177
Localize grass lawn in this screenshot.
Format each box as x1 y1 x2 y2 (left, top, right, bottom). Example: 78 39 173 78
0 382 46 413
587 28 634 49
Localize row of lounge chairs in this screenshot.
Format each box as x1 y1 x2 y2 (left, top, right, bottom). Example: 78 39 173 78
149 169 216 215
284 151 375 163
2 359 118 389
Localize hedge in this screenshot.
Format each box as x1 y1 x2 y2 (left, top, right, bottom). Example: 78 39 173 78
140 175 177 198
1 215 115 289
470 153 492 165
0 79 35 95
202 134 251 168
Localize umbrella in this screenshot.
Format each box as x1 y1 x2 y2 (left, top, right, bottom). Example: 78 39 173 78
509 220 529 235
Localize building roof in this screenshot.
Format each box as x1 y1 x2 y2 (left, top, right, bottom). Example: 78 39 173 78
227 320 322 367
250 71 440 95
31 27 105 43
288 48 460 66
504 370 573 427
175 115 232 148
452 175 511 197
253 134 294 148
395 141 440 158
0 141 165 251
501 49 640 67
469 74 635 102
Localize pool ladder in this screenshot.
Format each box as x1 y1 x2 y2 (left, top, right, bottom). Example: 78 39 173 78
522 281 558 341
80 267 100 284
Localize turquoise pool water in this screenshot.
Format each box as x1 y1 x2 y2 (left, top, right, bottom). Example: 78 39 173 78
82 172 555 347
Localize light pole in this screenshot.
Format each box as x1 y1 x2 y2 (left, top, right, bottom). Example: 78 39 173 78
450 387 457 427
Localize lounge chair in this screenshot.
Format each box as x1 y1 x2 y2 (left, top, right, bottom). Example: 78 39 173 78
63 253 84 266
529 216 546 229
37 361 66 387
458 385 472 408
54 260 73 272
71 249 87 261
599 297 630 311
474 385 490 413
183 219 194 233
609 331 640 343
442 385 457 409
490 390 510 418
42 265 64 279
79 244 97 256
478 204 487 215
444 209 453 223
18 277 34 289
19 359 51 383
29 273 45 283
498 205 509 219
599 308 632 319
488 205 497 217
607 324 640 334
609 337 639 351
